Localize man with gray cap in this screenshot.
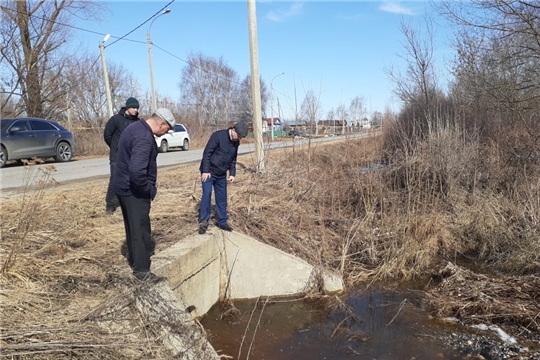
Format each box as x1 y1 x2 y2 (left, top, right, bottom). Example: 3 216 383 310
112 108 175 282
198 121 249 234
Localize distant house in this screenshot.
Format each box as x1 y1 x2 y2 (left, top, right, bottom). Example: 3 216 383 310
263 117 282 132
359 117 371 129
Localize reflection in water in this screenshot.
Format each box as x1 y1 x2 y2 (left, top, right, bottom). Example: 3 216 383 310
201 286 465 360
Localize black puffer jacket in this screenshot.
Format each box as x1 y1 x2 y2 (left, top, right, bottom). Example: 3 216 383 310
103 107 139 162
199 128 239 179
112 120 158 200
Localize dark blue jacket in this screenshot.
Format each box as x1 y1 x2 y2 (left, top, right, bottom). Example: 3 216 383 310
103 107 139 162
112 119 158 200
199 128 239 178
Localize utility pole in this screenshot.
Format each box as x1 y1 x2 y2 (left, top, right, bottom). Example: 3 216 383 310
147 9 171 113
99 34 113 119
247 0 264 173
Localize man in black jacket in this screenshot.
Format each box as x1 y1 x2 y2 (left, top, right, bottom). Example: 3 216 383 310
198 121 248 234
103 97 140 214
112 108 175 282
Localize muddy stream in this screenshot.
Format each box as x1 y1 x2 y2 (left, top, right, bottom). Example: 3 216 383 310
201 285 536 360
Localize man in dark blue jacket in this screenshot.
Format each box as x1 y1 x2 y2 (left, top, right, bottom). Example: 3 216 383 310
198 121 248 234
112 108 175 282
103 97 140 214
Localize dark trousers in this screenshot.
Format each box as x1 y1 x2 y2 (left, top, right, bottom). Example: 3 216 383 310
200 176 228 226
117 195 152 273
105 161 118 210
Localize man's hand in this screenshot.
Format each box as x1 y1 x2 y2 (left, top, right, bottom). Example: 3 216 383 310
201 173 211 182
228 176 235 183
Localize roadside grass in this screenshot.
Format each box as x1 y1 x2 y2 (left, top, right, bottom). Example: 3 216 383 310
0 167 170 358
1 131 539 358
72 128 109 157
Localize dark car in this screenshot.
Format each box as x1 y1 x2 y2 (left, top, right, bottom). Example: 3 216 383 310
0 117 77 168
288 130 300 137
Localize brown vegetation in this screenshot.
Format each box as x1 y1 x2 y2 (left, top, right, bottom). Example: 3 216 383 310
426 262 540 340
2 1 540 357
1 130 539 358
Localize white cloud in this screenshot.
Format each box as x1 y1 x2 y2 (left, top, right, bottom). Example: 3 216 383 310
379 2 414 15
267 3 304 22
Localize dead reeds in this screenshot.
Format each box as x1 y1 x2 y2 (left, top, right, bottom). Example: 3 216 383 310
1 129 539 358
425 262 540 343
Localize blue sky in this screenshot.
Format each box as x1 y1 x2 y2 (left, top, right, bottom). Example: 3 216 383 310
74 1 454 119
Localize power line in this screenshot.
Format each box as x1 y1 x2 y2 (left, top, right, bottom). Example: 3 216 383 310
105 0 175 48
151 43 246 88
3 2 350 113
0 2 174 48
3 2 259 89
2 1 247 89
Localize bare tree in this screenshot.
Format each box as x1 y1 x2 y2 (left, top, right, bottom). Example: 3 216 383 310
326 108 335 122
0 0 101 118
349 96 365 130
107 63 143 114
0 90 17 117
61 55 142 127
282 73 301 125
387 16 437 105
62 55 104 126
336 103 348 134
438 0 540 141
234 75 268 123
179 52 239 128
300 90 323 136
438 0 540 174
385 14 448 138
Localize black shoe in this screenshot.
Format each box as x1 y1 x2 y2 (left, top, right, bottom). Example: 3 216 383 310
198 220 209 234
217 223 233 232
133 271 166 283
105 207 115 215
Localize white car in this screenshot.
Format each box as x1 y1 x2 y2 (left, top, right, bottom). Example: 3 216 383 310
155 124 190 153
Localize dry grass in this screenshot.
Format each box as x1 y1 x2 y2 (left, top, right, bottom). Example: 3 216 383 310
1 131 539 358
72 128 109 157
425 262 540 343
0 170 171 358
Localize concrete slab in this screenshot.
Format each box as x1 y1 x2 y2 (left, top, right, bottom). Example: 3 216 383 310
149 229 344 358
152 233 221 317
219 231 344 299
153 230 343 315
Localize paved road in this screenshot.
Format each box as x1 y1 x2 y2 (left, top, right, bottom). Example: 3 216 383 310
0 133 368 191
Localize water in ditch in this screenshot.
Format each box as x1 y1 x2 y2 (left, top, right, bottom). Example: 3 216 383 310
201 285 487 360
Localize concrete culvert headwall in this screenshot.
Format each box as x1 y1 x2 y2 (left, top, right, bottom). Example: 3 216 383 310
135 230 344 359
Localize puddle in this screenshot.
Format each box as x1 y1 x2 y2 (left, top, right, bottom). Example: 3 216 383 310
201 286 470 360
